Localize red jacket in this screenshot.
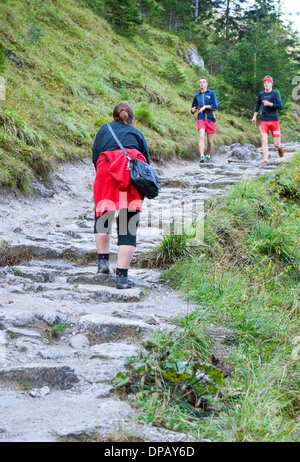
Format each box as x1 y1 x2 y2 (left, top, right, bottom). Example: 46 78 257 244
94 149 147 217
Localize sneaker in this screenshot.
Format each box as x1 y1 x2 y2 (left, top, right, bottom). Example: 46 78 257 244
278 147 284 158
116 274 134 289
97 259 110 274
199 156 205 163
205 155 211 163
260 160 268 167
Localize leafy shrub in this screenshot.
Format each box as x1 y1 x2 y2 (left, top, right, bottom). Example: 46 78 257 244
114 326 225 417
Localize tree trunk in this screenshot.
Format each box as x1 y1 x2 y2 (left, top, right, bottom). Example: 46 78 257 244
226 0 230 42
195 0 199 21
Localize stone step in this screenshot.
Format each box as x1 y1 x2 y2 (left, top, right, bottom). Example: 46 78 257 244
1 265 61 283
90 342 140 360
0 365 79 389
37 284 144 304
78 313 151 340
0 308 70 330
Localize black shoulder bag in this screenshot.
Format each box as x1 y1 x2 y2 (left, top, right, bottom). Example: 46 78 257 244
107 124 161 199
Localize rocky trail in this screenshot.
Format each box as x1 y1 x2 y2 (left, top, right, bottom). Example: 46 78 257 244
0 142 299 442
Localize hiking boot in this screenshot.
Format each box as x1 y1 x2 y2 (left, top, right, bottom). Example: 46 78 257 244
115 274 134 289
205 155 211 163
199 155 205 163
97 259 110 274
278 147 284 158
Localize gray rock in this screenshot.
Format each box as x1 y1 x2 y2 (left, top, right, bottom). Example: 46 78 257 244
7 327 43 340
185 47 205 69
0 332 7 361
90 343 140 360
32 183 55 198
0 365 79 389
29 386 50 398
142 315 160 325
70 334 90 350
78 314 150 340
230 143 257 161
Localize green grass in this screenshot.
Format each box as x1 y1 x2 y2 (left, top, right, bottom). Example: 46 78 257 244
115 153 300 442
0 0 299 191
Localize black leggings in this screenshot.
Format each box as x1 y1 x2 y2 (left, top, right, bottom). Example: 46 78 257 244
94 209 140 247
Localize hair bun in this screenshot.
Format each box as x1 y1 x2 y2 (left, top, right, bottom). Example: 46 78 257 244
113 103 134 125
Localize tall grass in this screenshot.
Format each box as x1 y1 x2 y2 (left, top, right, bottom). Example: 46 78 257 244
116 153 300 441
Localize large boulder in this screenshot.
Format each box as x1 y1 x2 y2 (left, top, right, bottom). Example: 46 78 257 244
185 47 205 70
229 143 257 161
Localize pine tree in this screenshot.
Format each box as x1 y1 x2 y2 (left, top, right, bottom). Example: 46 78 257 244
221 5 297 115
103 0 141 35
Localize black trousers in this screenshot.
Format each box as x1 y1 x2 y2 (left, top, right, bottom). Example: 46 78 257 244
94 209 140 247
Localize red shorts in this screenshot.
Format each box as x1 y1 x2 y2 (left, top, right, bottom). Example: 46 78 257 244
197 120 216 134
259 120 281 137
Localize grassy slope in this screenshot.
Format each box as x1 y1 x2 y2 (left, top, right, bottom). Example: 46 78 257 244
0 0 299 191
124 153 299 441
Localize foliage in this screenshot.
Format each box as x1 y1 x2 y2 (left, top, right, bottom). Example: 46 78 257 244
0 241 32 267
0 43 6 74
118 152 300 440
148 153 300 440
161 60 186 84
114 325 226 418
139 229 197 269
46 321 68 340
102 0 141 35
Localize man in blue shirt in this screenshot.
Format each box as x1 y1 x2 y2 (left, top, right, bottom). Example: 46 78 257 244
191 76 218 163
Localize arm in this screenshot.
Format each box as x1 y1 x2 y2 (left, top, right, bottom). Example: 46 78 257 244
199 91 218 113
92 137 100 170
273 90 283 110
252 94 262 123
191 96 198 114
139 134 150 165
210 91 218 111
92 125 106 169
255 93 262 112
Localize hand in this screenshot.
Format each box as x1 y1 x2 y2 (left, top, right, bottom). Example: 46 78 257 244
198 106 206 113
252 115 256 124
191 106 197 114
262 100 273 107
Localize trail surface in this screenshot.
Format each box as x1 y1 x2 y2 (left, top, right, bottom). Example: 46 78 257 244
0 142 299 442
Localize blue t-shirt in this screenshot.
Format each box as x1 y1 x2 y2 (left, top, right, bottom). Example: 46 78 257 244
192 89 218 122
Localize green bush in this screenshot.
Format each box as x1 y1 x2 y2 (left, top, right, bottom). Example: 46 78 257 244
161 60 185 84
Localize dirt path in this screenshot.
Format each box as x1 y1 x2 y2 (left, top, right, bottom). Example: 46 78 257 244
0 142 299 442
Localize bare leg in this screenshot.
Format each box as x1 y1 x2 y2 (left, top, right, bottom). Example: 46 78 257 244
198 129 205 157
273 136 281 149
95 233 110 254
207 133 213 156
117 245 135 269
261 133 269 162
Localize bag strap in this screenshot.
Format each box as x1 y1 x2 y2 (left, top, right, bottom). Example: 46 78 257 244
107 124 131 161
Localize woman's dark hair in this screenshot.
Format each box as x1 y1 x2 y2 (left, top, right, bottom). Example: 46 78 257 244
113 103 134 125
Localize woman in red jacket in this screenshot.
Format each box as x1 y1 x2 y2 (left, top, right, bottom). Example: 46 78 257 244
93 103 150 289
